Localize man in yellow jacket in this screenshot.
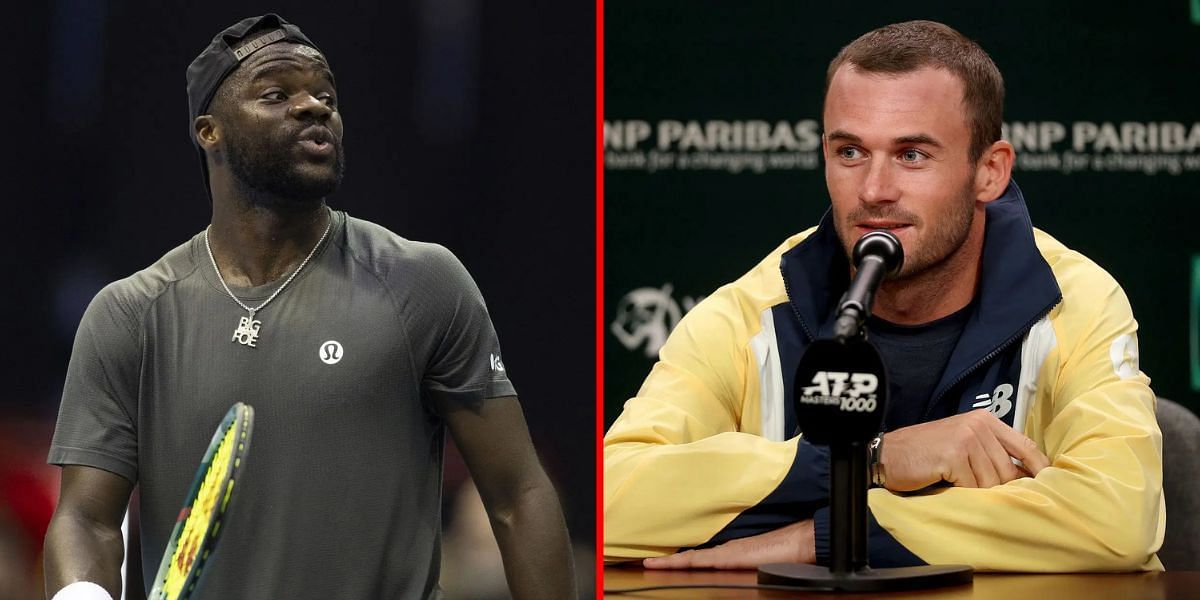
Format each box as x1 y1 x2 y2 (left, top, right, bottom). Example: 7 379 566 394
604 20 1163 571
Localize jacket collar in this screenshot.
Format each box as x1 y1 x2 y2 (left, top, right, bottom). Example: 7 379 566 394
780 180 1062 400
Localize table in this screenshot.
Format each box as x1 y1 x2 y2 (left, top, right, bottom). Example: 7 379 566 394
604 565 1200 599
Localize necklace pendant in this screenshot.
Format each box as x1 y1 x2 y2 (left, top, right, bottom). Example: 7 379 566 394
232 313 262 347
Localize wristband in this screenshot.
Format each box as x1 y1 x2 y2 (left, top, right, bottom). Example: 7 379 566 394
51 581 113 600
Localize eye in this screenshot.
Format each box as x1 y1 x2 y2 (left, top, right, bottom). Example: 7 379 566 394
261 90 288 102
837 146 863 160
318 93 337 107
899 149 928 163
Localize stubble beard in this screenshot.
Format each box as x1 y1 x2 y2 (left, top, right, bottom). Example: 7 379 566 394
834 179 976 283
224 127 346 208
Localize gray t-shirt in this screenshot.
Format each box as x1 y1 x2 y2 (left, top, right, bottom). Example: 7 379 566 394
49 210 515 599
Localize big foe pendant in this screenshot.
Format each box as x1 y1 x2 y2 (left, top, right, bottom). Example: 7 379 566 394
232 313 262 347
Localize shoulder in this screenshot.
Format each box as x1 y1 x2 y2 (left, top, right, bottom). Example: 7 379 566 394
1033 228 1129 310
695 227 816 322
732 227 818 298
669 227 816 351
337 215 482 320
85 237 200 333
339 214 469 281
1032 228 1136 349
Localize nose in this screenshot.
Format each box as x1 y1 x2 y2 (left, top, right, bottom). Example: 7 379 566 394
289 93 333 123
859 158 898 205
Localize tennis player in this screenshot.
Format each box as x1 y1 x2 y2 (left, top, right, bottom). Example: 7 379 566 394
44 14 575 599
604 20 1162 571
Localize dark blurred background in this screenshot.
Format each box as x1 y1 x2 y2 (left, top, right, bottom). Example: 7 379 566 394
1 1 594 598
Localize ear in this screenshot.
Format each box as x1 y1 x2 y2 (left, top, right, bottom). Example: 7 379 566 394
974 140 1014 203
194 115 220 152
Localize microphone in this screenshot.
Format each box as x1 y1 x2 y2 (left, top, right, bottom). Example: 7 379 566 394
761 228 972 591
832 231 904 342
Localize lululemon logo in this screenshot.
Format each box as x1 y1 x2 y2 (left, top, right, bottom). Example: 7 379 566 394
320 341 344 365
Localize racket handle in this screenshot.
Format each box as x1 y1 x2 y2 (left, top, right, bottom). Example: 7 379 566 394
50 582 114 600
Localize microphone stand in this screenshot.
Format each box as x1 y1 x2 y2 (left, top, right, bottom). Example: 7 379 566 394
829 440 868 575
757 337 974 592
757 231 973 592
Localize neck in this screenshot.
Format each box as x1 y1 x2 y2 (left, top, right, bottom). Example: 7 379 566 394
869 214 986 325
207 178 331 287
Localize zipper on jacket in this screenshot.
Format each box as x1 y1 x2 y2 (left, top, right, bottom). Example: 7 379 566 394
780 265 817 343
782 265 817 439
924 297 1062 420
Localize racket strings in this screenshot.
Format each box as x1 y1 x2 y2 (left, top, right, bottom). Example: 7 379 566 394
163 422 237 598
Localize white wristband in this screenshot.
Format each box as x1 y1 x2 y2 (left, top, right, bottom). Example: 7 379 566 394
51 581 113 600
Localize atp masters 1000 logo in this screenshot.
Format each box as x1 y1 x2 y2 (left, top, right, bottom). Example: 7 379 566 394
799 371 879 413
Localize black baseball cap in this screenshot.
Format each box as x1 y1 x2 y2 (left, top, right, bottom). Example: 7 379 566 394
185 14 324 197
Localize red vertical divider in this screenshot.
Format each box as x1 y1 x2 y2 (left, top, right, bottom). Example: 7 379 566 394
594 0 606 596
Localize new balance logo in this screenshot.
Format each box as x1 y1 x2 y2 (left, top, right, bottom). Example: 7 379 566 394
972 383 1014 418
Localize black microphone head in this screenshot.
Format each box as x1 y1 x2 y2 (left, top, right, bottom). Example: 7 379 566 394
852 230 904 276
793 337 888 444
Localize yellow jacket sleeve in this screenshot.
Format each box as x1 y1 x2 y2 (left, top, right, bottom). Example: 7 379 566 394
604 241 802 560
869 243 1164 571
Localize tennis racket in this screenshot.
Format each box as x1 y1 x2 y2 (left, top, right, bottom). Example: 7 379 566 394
147 402 254 600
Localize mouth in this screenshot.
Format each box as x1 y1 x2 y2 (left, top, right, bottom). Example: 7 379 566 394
855 221 911 233
296 127 336 157
297 139 334 155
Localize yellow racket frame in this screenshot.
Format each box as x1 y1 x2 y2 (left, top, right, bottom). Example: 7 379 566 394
148 402 253 600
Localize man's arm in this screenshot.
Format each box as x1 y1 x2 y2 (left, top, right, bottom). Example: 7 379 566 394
639 410 1050 569
610 242 1161 572
642 519 815 569
441 395 576 599
606 279 1045 567
44 465 134 599
605 266 832 562
660 267 1162 571
863 273 1163 572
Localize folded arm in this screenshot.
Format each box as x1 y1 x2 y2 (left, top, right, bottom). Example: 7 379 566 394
605 286 826 560
606 265 1162 572
868 281 1162 571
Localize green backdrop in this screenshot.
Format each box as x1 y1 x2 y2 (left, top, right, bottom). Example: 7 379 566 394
605 2 1200 426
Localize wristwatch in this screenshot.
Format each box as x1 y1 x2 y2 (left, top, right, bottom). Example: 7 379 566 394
869 434 886 488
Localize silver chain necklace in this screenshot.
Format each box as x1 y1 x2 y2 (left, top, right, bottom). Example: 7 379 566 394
204 214 332 348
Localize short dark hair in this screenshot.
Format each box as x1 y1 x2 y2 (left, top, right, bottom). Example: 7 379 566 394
824 20 1004 163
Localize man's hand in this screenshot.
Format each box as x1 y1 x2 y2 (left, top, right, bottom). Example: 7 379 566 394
883 409 1051 491
643 519 815 570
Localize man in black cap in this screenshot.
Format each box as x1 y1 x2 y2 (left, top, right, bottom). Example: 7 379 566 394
43 15 576 599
